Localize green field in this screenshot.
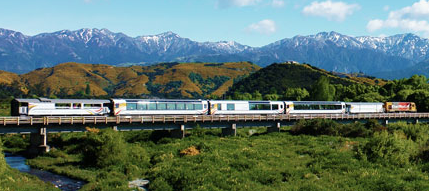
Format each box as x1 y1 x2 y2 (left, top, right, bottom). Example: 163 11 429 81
1 120 429 190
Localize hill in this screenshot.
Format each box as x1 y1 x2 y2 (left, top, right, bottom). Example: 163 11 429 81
17 61 259 98
226 62 386 97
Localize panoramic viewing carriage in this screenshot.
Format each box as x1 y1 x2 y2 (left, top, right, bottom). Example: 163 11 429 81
209 100 285 115
10 98 418 116
11 98 111 116
110 99 209 115
287 101 345 114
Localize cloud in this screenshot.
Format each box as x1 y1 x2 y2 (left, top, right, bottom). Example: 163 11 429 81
271 0 285 8
246 19 277 35
216 0 262 8
302 0 360 22
367 0 429 36
215 0 284 8
383 5 389 11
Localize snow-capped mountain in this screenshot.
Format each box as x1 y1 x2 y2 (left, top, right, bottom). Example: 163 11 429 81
0 28 428 79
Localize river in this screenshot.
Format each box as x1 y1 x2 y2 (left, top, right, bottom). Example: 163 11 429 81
4 153 85 191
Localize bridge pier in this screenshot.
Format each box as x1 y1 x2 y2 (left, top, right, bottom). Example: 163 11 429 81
171 124 185 138
384 119 389 126
415 119 419 124
29 127 50 155
267 122 281 133
222 123 236 137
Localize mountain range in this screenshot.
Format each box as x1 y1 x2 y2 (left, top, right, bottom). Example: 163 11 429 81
0 28 428 79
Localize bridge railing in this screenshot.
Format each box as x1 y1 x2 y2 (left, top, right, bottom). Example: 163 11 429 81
1 113 429 126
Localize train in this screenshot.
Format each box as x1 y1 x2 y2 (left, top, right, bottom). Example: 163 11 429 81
10 98 417 116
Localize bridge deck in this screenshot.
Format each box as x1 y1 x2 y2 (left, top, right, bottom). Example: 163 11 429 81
1 113 429 126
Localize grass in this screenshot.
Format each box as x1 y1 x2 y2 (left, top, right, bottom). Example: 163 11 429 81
0 167 60 191
0 121 424 191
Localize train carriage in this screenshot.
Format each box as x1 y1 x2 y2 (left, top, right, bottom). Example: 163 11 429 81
111 99 208 115
288 101 346 114
209 100 285 115
11 98 110 116
346 102 384 114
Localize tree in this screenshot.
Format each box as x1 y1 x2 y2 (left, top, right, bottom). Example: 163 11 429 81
85 83 91 96
264 93 279 101
252 91 263 100
83 129 128 168
283 88 309 101
407 89 429 112
311 76 334 101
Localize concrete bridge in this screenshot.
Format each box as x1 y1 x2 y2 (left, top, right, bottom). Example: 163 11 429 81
1 113 429 154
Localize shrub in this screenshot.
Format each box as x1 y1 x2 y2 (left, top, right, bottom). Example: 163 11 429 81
359 131 418 166
291 119 339 136
149 177 174 191
82 129 128 168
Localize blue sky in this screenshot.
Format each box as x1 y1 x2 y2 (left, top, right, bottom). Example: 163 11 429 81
1 0 428 47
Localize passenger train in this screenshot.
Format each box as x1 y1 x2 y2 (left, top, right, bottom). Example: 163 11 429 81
11 98 417 116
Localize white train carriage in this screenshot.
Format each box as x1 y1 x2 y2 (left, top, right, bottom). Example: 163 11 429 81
288 101 345 114
345 102 384 114
11 98 110 116
111 99 208 115
209 100 285 115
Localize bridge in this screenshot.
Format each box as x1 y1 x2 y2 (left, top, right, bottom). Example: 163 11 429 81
1 113 429 154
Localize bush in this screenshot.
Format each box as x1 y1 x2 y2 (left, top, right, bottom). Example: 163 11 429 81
82 129 128 168
291 119 339 136
149 177 174 191
291 119 372 137
359 131 418 166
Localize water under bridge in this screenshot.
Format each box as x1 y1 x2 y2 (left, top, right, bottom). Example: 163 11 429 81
1 113 429 154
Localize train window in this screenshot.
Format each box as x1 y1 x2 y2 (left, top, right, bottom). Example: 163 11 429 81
73 103 82 109
84 104 101 108
250 103 270 110
157 103 167 110
127 103 137 110
186 103 194 110
137 103 147 110
55 103 70 108
227 104 235 110
272 104 279 110
148 103 157 110
167 103 176 110
204 104 207 109
115 103 119 108
249 104 257 110
177 103 185 110
194 104 203 110
260 104 270 110
217 104 222 110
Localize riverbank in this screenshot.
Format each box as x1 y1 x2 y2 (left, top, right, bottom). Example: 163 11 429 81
5 153 85 191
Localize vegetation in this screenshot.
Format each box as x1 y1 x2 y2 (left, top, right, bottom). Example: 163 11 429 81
227 62 429 112
0 61 259 99
0 137 59 191
1 120 429 190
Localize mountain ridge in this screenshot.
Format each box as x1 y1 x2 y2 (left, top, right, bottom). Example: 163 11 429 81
0 28 428 79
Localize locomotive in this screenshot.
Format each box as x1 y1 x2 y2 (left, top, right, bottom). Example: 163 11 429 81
11 98 417 116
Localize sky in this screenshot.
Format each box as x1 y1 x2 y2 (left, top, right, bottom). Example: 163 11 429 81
1 0 429 47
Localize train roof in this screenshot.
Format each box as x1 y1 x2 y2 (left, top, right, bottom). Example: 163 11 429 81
292 101 344 104
13 98 110 104
345 102 384 105
111 98 204 102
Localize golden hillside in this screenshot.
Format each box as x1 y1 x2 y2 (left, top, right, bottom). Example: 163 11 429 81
0 70 20 85
19 62 260 98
